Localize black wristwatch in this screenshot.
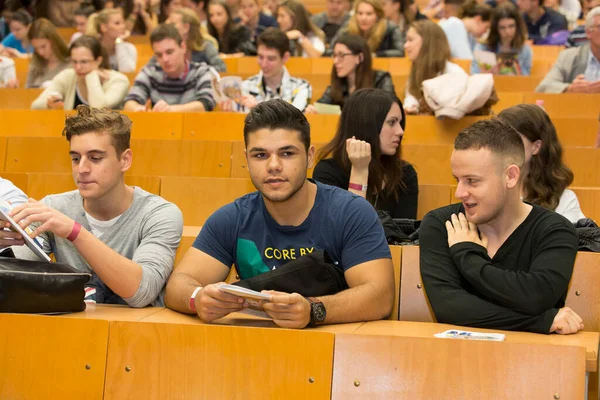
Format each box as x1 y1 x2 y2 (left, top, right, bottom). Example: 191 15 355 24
307 297 326 327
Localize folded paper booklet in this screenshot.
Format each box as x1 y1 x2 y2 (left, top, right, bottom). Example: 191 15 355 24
219 284 273 319
314 102 342 115
434 329 506 341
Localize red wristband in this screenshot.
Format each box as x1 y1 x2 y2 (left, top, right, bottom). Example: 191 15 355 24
348 182 368 192
67 222 82 242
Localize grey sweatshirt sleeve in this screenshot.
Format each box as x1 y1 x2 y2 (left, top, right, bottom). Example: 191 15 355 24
203 41 227 72
124 202 183 308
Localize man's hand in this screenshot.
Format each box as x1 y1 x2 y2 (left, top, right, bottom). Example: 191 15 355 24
446 212 488 248
194 283 245 322
262 290 311 329
346 136 371 171
46 95 64 110
152 99 171 112
9 198 75 239
304 104 317 114
240 95 258 110
550 307 584 334
566 75 591 93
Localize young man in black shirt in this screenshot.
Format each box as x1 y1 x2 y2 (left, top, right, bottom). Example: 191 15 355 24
420 119 583 335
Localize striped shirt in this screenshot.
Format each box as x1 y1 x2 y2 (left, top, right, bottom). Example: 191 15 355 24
124 58 217 111
241 67 312 112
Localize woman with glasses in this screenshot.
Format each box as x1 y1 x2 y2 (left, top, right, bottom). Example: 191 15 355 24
26 18 70 88
305 33 395 113
313 88 418 219
471 4 532 76
31 35 129 110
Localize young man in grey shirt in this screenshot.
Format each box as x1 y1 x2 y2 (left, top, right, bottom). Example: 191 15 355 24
6 106 184 307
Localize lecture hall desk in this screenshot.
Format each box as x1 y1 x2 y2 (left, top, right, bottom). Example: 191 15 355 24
0 305 598 399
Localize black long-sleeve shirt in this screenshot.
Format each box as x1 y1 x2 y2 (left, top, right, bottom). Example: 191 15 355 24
312 158 418 219
420 203 578 334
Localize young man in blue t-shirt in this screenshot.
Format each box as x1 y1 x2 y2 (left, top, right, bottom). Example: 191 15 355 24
165 99 395 329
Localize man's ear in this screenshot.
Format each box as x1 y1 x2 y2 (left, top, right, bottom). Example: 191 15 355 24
120 149 133 172
282 51 291 63
307 144 316 169
506 164 521 189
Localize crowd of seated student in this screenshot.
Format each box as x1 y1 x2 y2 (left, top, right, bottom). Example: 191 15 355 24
311 0 351 48
220 28 311 112
498 104 586 223
87 8 137 73
313 88 419 219
439 0 492 60
329 0 405 57
0 8 32 57
31 35 129 110
124 23 215 112
276 0 326 58
207 0 256 56
471 3 532 76
168 7 226 71
26 18 70 88
307 33 395 113
536 6 600 92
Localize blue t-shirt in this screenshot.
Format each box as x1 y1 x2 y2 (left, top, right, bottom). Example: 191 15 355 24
1 33 32 54
193 180 391 280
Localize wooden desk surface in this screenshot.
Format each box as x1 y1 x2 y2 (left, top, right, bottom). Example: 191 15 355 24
59 304 165 322
139 307 365 334
356 320 599 372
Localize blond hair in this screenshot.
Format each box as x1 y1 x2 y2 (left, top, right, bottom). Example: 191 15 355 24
86 8 122 37
173 7 206 51
348 0 387 53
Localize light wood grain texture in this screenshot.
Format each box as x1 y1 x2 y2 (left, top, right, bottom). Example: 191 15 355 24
523 93 600 118
103 319 334 400
399 245 436 323
572 186 600 224
566 251 600 332
356 319 598 372
0 313 108 400
5 136 70 173
417 184 454 219
123 112 184 139
0 88 43 109
332 332 586 399
60 304 165 322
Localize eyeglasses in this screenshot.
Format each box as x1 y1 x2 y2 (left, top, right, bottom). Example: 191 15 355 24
332 52 354 61
71 59 94 66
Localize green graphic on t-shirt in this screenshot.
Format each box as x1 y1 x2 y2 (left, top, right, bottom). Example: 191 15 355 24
236 238 270 279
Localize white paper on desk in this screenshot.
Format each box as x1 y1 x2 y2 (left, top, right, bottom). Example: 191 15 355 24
434 329 506 341
314 102 342 115
238 307 273 319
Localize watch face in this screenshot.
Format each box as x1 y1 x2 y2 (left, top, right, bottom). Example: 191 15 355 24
313 303 326 323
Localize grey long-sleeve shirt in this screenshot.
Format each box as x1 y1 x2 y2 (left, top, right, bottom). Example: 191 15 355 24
12 187 183 307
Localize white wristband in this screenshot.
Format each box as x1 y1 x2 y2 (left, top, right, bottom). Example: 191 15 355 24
189 286 202 312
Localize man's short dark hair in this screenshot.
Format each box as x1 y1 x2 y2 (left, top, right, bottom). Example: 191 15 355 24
63 105 132 157
454 118 525 168
244 99 310 152
150 23 183 46
257 27 290 58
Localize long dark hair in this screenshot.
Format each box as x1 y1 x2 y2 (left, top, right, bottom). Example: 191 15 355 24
207 0 236 53
485 3 526 50
498 104 574 211
317 88 407 200
330 33 374 108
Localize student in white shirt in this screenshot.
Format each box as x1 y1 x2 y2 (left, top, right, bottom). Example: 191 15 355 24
498 104 586 223
0 55 17 87
439 0 492 59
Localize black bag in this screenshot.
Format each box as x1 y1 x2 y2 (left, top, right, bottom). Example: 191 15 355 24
234 250 349 297
0 257 91 313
